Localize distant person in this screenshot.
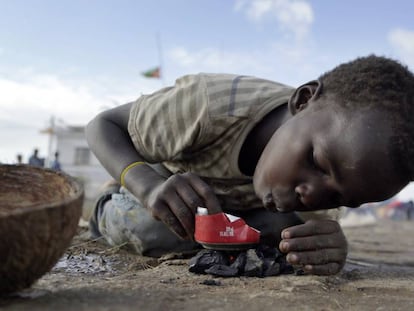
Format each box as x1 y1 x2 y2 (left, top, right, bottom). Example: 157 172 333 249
16 154 23 164
50 151 62 171
28 148 44 167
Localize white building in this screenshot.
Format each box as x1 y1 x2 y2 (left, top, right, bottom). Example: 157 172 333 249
50 125 111 201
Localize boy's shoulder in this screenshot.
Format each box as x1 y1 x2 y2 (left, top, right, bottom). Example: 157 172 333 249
176 73 294 105
177 73 292 89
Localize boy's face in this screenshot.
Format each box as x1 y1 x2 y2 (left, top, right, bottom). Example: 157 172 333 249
253 101 408 213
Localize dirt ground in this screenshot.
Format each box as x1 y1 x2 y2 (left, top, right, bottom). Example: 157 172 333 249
1 219 414 311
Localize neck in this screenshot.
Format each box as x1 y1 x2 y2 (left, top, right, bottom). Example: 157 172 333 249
239 103 291 176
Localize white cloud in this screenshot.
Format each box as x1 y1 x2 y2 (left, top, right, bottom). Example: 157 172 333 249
168 47 268 74
0 71 160 126
0 69 161 162
167 41 331 88
167 2 325 86
0 72 106 162
234 0 314 40
388 28 414 68
0 74 102 126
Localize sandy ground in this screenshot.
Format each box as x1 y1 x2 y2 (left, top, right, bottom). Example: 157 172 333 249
1 219 414 311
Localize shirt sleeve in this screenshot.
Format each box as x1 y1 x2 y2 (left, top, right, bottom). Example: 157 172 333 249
127 74 211 163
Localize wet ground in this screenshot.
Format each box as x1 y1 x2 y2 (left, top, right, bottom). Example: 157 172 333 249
1 219 414 311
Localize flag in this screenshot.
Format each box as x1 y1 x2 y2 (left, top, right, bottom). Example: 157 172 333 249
142 67 161 78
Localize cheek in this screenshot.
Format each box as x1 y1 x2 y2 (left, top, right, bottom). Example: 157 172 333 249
253 152 272 198
253 119 305 195
254 141 286 195
254 139 306 195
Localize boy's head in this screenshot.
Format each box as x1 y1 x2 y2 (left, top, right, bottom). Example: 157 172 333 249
254 55 414 213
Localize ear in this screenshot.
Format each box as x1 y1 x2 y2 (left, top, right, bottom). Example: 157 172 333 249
288 80 323 115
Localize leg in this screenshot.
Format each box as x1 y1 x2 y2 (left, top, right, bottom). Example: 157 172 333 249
89 165 199 257
230 210 303 247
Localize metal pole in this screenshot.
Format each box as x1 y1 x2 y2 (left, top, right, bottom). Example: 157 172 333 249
156 32 166 86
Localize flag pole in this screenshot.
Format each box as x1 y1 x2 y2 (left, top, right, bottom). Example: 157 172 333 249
156 32 166 86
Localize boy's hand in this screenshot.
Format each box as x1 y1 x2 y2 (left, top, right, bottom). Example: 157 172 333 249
145 172 222 240
279 219 347 275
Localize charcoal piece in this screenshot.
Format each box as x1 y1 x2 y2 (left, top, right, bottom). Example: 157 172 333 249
200 279 222 286
243 249 263 277
205 265 239 277
278 257 294 275
257 244 278 258
230 252 246 274
263 259 280 277
256 245 285 264
189 246 295 278
189 249 229 274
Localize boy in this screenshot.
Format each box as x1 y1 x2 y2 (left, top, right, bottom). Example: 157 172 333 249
86 55 414 275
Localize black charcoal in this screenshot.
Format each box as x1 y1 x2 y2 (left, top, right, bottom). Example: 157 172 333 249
243 249 263 277
189 246 295 278
188 249 229 274
205 265 239 277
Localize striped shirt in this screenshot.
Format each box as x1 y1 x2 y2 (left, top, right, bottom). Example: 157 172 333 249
128 73 341 220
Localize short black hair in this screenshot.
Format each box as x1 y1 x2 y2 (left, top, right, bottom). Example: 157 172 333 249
318 55 414 180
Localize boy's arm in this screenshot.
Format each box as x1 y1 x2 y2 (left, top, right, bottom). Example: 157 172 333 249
85 103 165 212
85 103 221 239
86 103 149 185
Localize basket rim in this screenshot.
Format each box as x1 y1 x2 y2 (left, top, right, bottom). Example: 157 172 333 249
0 164 84 217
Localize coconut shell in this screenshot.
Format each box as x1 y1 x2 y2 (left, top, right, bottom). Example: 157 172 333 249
0 165 83 294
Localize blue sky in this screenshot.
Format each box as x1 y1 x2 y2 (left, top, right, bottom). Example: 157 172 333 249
1 0 414 198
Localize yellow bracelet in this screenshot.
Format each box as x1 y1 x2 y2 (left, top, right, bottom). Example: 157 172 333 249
120 161 145 187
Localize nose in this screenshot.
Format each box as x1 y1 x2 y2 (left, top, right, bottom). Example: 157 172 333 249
295 177 338 209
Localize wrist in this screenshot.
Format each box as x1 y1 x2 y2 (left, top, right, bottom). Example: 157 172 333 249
122 163 165 204
120 161 146 187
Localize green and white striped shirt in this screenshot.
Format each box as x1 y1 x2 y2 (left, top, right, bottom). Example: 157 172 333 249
128 73 341 220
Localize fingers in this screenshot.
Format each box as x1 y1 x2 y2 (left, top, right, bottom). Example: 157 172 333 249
181 173 222 214
151 192 194 239
166 173 222 214
151 201 187 239
303 263 343 276
286 248 347 266
280 233 347 252
173 177 204 216
278 219 347 275
284 247 346 276
148 173 222 240
281 219 340 238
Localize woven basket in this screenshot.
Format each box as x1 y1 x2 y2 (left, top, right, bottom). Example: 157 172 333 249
0 165 83 294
